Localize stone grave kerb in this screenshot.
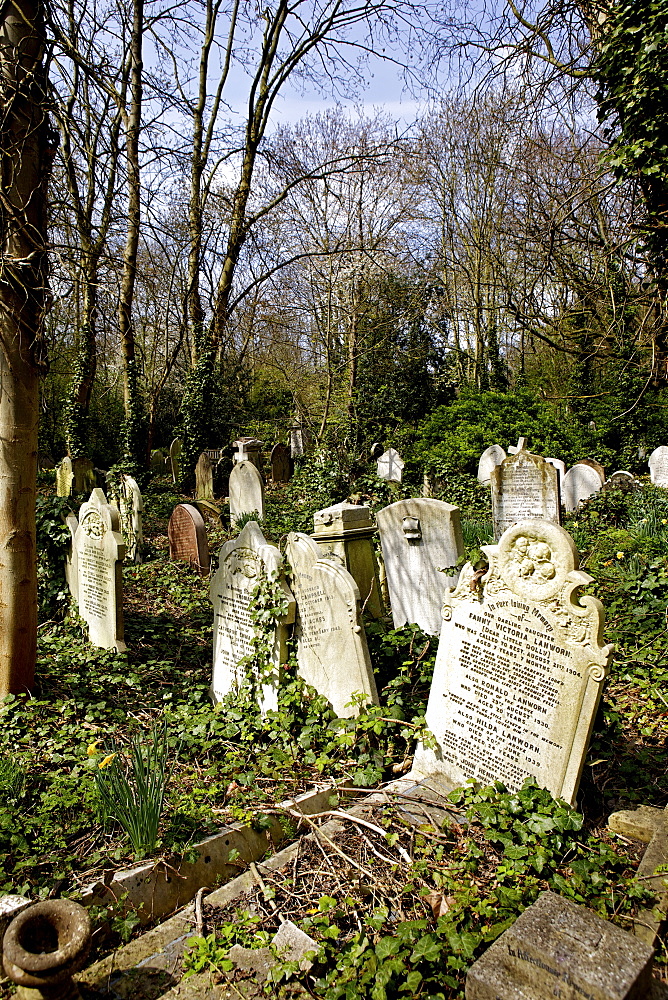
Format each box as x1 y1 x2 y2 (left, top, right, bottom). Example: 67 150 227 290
210 521 295 713
312 502 383 619
75 489 126 652
414 518 612 806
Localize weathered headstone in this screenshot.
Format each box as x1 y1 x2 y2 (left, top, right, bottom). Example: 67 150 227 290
290 421 305 458
74 489 126 652
229 461 265 524
108 474 144 563
465 891 654 1000
312 503 383 619
168 504 210 575
491 442 560 540
577 457 605 484
477 445 507 484
169 438 182 484
376 498 464 635
604 470 637 492
55 457 73 497
649 445 668 486
64 511 79 603
233 438 264 472
195 452 214 500
270 443 292 483
150 449 165 472
544 457 565 485
376 447 404 483
286 532 378 717
210 521 295 712
72 457 96 495
413 519 612 806
562 463 602 512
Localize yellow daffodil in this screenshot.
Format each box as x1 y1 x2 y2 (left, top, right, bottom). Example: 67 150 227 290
662 519 667 525
572 522 578 528
86 741 101 757
616 551 624 559
98 753 117 769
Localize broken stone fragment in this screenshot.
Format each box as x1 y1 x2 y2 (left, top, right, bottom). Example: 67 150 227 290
227 920 318 981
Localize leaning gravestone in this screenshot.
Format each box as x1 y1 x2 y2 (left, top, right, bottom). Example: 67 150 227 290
108 474 144 563
376 498 464 635
413 519 612 806
312 503 383 619
477 445 506 484
55 457 73 497
377 447 404 483
229 461 264 524
491 441 560 540
74 489 126 652
649 445 668 486
169 438 182 484
286 532 378 717
270 443 292 483
168 504 210 575
210 521 295 712
195 453 214 500
562 463 602 512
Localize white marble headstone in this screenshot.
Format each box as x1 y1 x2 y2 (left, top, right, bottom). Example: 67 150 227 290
491 445 560 540
286 532 378 717
229 460 265 524
376 498 464 635
210 522 295 713
377 448 404 483
649 446 668 486
562 464 602 512
545 458 566 485
64 511 79 603
170 438 182 484
477 445 507 484
74 489 126 652
413 519 612 806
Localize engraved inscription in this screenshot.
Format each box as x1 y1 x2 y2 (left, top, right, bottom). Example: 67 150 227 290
79 545 112 621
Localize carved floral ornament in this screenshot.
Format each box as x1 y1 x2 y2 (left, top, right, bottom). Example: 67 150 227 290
80 509 106 538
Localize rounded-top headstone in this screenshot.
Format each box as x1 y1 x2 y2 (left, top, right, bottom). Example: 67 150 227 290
649 445 668 486
168 504 210 575
477 445 507 483
575 458 605 484
270 443 292 483
562 464 602 511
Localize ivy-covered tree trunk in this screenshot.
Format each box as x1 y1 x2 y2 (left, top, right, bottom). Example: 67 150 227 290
0 0 52 696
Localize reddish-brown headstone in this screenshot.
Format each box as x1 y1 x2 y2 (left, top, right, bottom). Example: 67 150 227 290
270 443 292 483
168 504 210 575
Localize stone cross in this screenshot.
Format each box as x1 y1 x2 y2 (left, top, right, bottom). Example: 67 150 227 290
233 438 264 472
376 447 404 483
413 519 612 806
286 532 378 717
74 489 126 652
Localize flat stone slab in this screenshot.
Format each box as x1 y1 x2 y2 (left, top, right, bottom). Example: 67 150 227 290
609 805 665 843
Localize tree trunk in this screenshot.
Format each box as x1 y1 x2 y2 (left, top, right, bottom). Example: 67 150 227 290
0 0 52 696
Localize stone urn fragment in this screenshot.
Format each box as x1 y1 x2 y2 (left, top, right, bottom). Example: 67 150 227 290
3 899 92 999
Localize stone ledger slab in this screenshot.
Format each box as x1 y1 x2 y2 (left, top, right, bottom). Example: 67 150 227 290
229 461 265 524
465 890 654 1000
210 521 295 713
286 532 378 717
477 445 507 484
649 446 668 486
376 498 464 635
562 464 602 512
491 445 560 540
377 447 404 482
414 519 612 805
168 504 210 575
74 489 126 652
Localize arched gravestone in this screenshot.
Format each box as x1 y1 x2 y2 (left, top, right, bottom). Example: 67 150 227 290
150 449 165 473
270 443 292 483
195 453 214 500
477 445 507 484
490 442 560 540
413 519 612 806
576 458 605 484
545 458 565 486
229 461 264 524
55 457 73 497
169 438 182 484
376 498 464 635
377 448 404 483
210 521 295 713
562 464 602 512
286 532 378 717
649 446 668 486
604 470 638 493
74 489 126 652
168 504 209 575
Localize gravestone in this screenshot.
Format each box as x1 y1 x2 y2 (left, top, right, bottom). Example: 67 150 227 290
216 452 233 498
544 457 565 485
465 891 654 1000
376 498 464 635
38 453 55 471
491 442 560 540
64 511 79 603
477 445 506 484
72 457 96 495
286 532 378 717
233 438 264 473
169 438 182 484
376 447 404 483
413 519 612 806
577 457 605 484
108 474 144 563
168 504 210 575
229 461 265 524
370 442 384 459
55 457 73 497
195 453 214 500
312 503 383 619
270 443 292 483
562 463 602 512
649 445 668 486
74 489 126 652
210 521 295 712
604 470 637 492
290 421 304 458
150 449 165 473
